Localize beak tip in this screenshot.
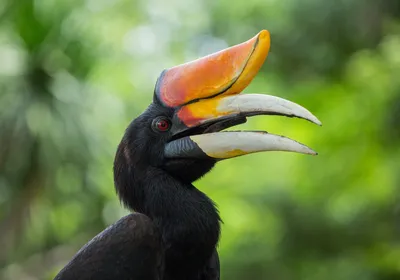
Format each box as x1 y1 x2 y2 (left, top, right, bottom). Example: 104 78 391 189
305 148 318 156
258 30 270 40
310 116 322 126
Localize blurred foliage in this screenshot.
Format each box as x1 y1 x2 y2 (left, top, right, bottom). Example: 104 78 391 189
0 0 400 279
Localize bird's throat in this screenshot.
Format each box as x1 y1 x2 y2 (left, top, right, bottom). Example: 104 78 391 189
114 158 220 279
143 169 221 276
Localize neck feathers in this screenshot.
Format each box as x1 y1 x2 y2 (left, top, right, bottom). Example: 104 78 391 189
114 142 221 276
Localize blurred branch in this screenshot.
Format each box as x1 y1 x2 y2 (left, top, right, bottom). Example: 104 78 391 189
0 140 43 264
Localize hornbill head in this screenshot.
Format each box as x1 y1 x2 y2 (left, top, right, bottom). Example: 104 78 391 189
116 30 321 189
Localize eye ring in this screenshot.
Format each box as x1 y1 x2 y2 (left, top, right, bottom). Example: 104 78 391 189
152 117 171 133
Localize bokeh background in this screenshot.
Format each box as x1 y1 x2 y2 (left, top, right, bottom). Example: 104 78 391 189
1 0 400 279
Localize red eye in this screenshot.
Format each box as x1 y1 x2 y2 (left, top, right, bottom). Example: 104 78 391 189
153 118 171 132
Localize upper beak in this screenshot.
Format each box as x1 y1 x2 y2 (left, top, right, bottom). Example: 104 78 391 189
155 30 321 160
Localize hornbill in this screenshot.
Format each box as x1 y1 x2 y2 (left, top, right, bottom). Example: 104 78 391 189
54 30 321 280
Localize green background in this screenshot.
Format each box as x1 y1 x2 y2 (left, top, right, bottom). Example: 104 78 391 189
1 0 400 279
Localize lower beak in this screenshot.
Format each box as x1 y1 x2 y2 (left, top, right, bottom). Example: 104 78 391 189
165 94 321 160
165 131 317 160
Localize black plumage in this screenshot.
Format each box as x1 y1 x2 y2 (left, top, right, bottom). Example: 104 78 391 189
55 104 222 280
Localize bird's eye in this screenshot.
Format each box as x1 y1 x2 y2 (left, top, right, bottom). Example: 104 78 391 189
152 117 171 132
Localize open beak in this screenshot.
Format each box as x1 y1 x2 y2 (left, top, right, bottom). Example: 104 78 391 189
156 30 321 160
